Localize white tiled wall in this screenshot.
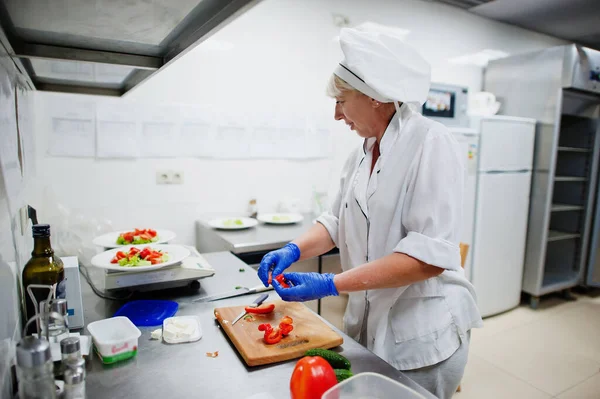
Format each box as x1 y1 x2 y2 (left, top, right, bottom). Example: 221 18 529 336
0 53 35 398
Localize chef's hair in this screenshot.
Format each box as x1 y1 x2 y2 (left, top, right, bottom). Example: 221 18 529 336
326 74 357 98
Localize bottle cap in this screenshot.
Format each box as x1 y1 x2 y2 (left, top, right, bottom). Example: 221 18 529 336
16 336 51 368
60 337 80 354
32 224 51 237
63 358 86 384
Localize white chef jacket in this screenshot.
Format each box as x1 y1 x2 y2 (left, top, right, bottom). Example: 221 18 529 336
317 103 483 370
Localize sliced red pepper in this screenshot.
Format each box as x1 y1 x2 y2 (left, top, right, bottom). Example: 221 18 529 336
245 304 275 314
280 316 293 325
258 323 272 332
268 272 273 286
280 324 293 336
275 274 290 288
264 328 283 344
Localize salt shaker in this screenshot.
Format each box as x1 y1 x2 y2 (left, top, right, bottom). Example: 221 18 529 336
62 358 86 399
60 337 85 398
16 336 57 399
59 337 81 363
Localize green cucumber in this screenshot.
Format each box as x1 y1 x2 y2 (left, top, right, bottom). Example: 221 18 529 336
334 368 353 382
304 348 351 370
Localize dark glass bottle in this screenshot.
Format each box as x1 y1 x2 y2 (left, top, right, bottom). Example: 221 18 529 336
22 224 65 334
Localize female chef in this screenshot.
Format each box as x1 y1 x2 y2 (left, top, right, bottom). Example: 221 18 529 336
258 26 482 398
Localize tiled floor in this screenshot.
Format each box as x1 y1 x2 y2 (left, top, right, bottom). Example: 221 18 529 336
458 290 600 399
318 289 600 398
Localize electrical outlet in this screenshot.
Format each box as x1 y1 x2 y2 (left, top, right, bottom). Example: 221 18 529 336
156 170 171 185
171 171 184 185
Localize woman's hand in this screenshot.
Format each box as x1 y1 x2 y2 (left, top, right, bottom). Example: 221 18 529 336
273 272 339 302
257 243 301 287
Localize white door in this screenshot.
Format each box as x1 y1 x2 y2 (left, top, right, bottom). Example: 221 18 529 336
452 131 479 280
472 171 532 316
478 118 535 172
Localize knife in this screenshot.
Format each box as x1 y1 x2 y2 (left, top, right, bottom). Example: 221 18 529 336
192 285 273 303
232 293 269 325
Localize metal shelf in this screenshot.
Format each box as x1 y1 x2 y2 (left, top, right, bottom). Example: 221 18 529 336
551 203 585 212
547 230 581 242
554 176 587 182
558 146 592 153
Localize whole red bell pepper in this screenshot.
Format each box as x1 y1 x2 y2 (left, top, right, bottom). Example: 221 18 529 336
290 356 337 399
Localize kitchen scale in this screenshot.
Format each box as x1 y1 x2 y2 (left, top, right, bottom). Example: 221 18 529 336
103 246 215 292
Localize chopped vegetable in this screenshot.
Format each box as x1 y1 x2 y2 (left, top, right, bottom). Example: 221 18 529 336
258 316 294 344
304 349 351 371
235 286 243 290
239 268 245 272
245 304 275 314
268 273 273 285
116 228 158 245
290 356 337 399
273 215 291 222
243 314 254 322
264 328 282 344
205 351 219 358
275 274 291 288
279 316 294 336
222 219 244 227
110 246 169 267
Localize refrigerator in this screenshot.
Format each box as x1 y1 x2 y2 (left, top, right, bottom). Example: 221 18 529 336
469 116 536 317
485 45 600 307
449 127 480 280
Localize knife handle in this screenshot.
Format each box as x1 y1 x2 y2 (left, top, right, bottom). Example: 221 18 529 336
253 293 269 306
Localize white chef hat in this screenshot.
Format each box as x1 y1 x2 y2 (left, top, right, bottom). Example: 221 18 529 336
334 26 431 105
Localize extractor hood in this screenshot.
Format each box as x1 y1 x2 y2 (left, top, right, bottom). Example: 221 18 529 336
426 0 600 51
0 0 260 96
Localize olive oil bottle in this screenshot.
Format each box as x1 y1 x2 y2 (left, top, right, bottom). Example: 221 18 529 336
22 224 66 334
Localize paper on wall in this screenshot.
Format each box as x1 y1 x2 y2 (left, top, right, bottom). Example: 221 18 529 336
96 102 140 158
213 112 251 159
174 105 212 157
47 97 96 157
138 105 179 157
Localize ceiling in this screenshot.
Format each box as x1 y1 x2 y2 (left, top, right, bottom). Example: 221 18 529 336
431 0 600 51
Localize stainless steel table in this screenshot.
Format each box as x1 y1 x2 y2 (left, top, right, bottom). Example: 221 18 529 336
82 252 435 399
195 214 319 254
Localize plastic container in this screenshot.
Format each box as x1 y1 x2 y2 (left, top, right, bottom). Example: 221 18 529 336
87 316 141 364
113 300 178 327
321 372 427 399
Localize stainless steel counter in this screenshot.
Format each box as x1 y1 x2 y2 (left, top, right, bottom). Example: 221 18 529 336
195 214 318 254
82 252 434 399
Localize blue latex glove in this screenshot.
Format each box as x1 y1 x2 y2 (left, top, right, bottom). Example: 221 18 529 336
258 243 301 287
273 272 339 302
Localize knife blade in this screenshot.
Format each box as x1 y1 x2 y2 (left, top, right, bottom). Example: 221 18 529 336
192 285 273 303
231 293 269 325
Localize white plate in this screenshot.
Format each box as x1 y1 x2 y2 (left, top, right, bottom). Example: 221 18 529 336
93 229 176 248
90 244 190 272
257 213 304 225
207 217 258 230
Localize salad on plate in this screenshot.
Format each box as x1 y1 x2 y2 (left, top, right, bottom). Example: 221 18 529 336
116 229 159 245
110 247 169 267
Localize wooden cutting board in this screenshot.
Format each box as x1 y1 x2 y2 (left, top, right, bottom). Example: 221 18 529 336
214 300 343 366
